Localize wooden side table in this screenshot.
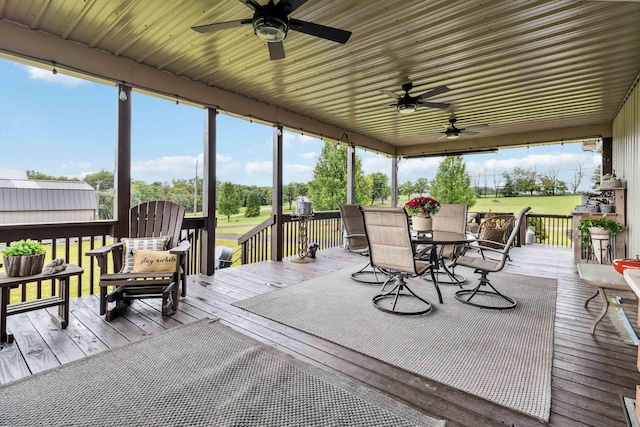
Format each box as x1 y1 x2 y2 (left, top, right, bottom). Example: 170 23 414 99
0 264 83 343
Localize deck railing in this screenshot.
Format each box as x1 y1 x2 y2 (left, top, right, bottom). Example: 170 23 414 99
239 211 343 264
525 214 573 247
0 218 206 304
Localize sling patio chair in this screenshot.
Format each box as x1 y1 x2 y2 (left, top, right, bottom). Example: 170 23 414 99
453 206 530 310
338 204 388 284
361 206 440 315
425 203 468 286
87 201 191 321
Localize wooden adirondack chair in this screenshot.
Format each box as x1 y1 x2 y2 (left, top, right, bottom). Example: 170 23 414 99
87 201 190 321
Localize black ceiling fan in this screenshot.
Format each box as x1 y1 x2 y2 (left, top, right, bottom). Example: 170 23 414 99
380 82 450 114
191 0 352 61
439 116 489 139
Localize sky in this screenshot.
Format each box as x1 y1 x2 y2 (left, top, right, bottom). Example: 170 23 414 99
0 56 600 191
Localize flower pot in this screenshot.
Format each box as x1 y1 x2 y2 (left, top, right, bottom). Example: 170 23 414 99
587 228 610 264
2 253 46 277
412 215 432 232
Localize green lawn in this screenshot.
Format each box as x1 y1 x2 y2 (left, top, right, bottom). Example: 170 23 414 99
470 195 581 215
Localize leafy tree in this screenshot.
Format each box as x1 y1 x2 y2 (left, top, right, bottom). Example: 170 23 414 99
283 182 307 210
591 165 601 190
500 172 516 197
413 178 430 195
429 156 476 207
398 181 414 199
512 167 539 195
27 170 78 181
307 142 370 210
218 181 241 222
245 191 261 217
368 172 390 205
83 169 115 190
131 180 163 205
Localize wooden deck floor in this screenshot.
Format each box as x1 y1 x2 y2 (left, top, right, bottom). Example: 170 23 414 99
1 244 638 426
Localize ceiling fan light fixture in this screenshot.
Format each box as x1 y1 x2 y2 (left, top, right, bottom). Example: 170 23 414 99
397 103 417 114
446 134 459 140
253 15 288 42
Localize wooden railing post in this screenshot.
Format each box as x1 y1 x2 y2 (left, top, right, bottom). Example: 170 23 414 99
114 84 131 239
271 125 284 261
201 107 217 275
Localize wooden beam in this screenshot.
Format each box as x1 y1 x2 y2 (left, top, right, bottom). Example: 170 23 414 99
201 108 217 275
397 123 613 157
115 84 131 239
271 125 284 261
391 156 398 207
346 145 355 204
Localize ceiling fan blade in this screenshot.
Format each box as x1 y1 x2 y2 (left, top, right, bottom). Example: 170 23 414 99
192 19 252 33
415 85 450 101
289 19 352 44
441 124 450 129
464 124 489 131
239 0 262 11
437 134 448 140
417 101 451 110
380 90 401 100
462 130 479 135
276 0 309 14
268 41 286 60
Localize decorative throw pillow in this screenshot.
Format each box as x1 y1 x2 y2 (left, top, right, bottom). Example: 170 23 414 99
120 236 169 273
131 249 177 273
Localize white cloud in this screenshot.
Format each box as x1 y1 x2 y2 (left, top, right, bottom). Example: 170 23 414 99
217 154 232 162
130 153 241 180
299 134 319 145
24 65 86 87
246 160 273 176
361 155 391 175
465 152 599 178
300 151 318 160
61 161 91 171
398 157 442 182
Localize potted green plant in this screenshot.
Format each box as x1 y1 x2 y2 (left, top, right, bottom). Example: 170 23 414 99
1 239 46 277
577 215 625 263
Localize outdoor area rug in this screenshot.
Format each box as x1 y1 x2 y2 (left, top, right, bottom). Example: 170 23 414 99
0 319 445 427
234 264 557 421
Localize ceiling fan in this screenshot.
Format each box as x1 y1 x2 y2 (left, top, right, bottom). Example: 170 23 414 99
191 0 352 61
439 117 489 139
380 82 450 114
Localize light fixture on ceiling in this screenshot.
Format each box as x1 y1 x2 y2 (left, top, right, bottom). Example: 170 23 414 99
396 103 417 114
253 15 288 42
119 85 128 102
446 134 459 140
52 62 57 75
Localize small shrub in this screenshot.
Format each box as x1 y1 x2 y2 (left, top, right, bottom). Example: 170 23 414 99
1 239 45 256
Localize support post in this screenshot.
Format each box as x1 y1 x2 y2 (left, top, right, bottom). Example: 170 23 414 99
201 108 217 274
391 156 399 207
271 125 284 261
347 144 355 204
602 137 612 176
115 84 131 238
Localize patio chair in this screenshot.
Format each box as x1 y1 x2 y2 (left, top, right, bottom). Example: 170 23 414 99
361 206 440 315
338 204 388 284
428 203 468 285
453 206 531 310
215 246 233 269
87 201 191 321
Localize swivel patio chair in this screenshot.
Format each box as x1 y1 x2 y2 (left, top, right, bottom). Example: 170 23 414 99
339 204 388 284
453 206 530 310
427 203 468 286
361 206 441 315
87 201 191 321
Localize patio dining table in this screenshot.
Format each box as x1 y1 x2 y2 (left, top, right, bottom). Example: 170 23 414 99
412 231 477 297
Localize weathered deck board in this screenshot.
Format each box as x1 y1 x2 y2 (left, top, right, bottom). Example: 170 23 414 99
0 244 638 426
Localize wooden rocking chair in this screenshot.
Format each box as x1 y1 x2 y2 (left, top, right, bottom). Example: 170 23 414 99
87 201 191 321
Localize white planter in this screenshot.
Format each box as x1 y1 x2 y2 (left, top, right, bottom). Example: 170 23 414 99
412 215 432 232
588 227 610 264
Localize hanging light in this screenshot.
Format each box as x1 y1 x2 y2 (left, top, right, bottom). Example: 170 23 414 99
52 62 58 75
119 85 128 102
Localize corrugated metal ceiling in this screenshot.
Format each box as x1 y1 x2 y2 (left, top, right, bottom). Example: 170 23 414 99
2 0 640 154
